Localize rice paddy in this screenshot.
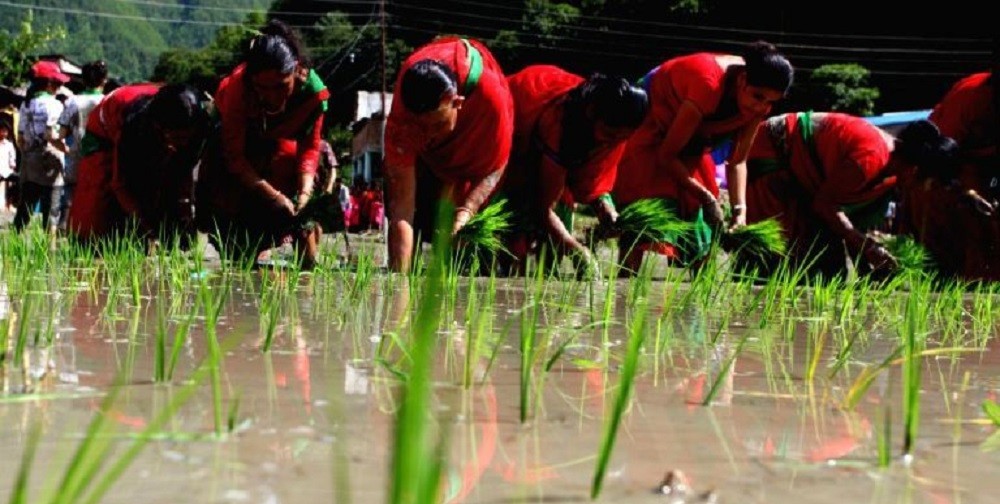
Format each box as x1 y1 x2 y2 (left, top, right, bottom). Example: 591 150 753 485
1 216 999 503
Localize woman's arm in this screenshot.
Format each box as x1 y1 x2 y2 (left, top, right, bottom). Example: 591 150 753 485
657 100 716 205
386 161 417 272
453 167 505 233
724 122 760 228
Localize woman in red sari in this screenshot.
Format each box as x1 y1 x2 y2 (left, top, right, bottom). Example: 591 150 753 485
501 65 648 272
611 41 793 273
746 112 911 276
67 83 211 246
897 43 999 281
384 36 514 272
196 20 329 268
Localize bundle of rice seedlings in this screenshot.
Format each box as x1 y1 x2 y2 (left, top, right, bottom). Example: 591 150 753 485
455 199 514 257
294 192 345 232
882 234 933 275
615 198 695 244
721 218 788 259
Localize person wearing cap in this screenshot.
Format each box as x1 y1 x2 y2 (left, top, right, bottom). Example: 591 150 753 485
384 36 514 272
14 60 69 233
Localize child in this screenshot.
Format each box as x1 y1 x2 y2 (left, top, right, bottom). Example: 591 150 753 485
0 116 16 213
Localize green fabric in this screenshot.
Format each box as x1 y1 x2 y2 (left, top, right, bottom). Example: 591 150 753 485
79 132 108 157
842 191 893 231
596 193 616 212
626 197 713 264
461 39 483 95
303 69 329 112
555 201 575 232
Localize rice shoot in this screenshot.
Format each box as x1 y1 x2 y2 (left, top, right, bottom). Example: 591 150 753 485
721 218 787 259
455 199 514 257
616 198 695 244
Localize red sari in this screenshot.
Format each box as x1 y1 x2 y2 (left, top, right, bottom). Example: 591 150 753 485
899 71 1000 281
385 37 513 230
68 84 196 241
612 53 753 211
505 65 624 207
747 112 896 266
196 63 329 251
502 65 628 260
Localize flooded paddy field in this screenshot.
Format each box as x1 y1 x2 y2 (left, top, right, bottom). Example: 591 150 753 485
1 229 999 503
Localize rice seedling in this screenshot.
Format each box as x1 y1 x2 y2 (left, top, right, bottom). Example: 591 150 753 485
901 278 930 458
882 234 933 278
454 198 514 264
519 253 547 423
390 200 453 504
8 423 42 504
590 281 647 500
701 334 749 406
720 218 787 262
983 399 1000 426
615 198 695 247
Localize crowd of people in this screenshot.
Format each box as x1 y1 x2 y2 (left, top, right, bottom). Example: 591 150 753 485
0 19 995 282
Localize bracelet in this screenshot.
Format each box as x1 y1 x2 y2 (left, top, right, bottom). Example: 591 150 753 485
456 206 474 217
732 204 746 212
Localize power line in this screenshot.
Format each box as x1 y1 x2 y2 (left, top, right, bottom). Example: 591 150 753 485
390 25 975 78
409 0 990 44
391 4 990 56
0 0 321 30
114 0 372 19
392 16 985 67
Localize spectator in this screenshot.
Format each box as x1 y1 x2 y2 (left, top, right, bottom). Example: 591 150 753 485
15 60 69 233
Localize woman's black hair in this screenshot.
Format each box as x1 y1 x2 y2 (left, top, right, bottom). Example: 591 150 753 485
146 84 213 132
82 60 109 89
894 119 959 177
400 59 459 114
742 40 794 95
245 19 308 76
559 73 649 167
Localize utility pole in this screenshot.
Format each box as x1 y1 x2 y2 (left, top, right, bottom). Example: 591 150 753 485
379 0 387 120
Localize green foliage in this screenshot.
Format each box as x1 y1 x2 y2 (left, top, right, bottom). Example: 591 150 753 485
151 12 264 93
0 0 270 82
616 198 695 244
808 63 881 116
0 11 65 87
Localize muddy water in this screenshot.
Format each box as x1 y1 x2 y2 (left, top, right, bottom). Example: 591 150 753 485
1 269 999 504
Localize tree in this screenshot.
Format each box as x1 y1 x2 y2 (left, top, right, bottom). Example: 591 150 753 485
0 11 65 87
807 64 881 116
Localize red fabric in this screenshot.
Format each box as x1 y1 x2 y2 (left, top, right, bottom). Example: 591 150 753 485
930 72 995 159
901 73 1000 280
68 84 161 239
746 112 895 252
505 65 625 205
385 37 513 190
214 63 326 190
613 53 750 212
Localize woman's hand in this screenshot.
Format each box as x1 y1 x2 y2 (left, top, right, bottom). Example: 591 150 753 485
863 242 898 273
728 204 747 231
452 206 474 235
701 198 726 228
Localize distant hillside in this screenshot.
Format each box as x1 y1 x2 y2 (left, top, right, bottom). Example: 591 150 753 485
0 0 272 81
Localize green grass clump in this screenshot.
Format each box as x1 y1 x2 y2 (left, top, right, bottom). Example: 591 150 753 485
721 218 787 259
882 235 933 275
615 199 695 243
455 199 514 257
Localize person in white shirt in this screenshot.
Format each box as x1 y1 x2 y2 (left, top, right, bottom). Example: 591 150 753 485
15 60 68 232
0 115 17 212
57 60 108 231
